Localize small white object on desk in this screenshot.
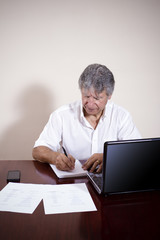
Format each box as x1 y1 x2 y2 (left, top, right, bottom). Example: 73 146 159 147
50 159 87 178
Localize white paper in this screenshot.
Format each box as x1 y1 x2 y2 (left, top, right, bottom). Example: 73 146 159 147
50 160 87 178
0 183 42 214
0 183 97 215
43 183 97 214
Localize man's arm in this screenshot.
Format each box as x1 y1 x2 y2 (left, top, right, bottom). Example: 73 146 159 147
32 146 75 171
32 146 59 164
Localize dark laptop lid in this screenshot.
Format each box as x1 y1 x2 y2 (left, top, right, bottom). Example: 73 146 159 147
102 138 160 195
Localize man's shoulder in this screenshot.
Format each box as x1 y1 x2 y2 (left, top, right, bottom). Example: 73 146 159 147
106 101 130 116
52 100 81 115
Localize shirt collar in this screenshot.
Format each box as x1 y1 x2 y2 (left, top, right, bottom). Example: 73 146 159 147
80 100 85 119
101 104 107 120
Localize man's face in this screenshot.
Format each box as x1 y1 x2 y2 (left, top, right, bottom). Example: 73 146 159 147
81 88 111 116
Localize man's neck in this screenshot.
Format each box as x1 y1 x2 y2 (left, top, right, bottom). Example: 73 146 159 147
83 109 103 129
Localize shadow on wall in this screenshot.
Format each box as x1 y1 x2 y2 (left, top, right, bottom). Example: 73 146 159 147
0 84 53 160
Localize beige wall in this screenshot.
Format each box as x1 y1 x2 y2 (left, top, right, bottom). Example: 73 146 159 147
0 0 160 160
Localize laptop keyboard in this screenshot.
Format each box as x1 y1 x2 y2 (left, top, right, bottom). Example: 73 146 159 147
90 173 102 189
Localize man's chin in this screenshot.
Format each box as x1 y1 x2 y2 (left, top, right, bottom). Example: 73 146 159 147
86 109 97 114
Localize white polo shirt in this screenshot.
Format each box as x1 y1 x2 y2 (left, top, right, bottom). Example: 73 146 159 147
34 100 141 160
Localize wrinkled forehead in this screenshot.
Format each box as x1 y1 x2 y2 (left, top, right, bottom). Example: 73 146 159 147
81 87 106 97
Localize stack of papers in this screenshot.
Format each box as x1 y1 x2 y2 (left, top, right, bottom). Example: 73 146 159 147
0 182 97 215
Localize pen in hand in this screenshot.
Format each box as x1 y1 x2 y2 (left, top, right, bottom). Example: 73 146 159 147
62 146 75 170
62 146 68 157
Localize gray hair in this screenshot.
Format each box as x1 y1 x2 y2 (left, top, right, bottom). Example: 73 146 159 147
78 64 115 96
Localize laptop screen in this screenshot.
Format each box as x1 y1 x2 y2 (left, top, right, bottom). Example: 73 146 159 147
102 138 160 194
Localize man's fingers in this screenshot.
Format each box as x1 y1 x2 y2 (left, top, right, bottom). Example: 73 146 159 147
82 156 95 170
96 163 103 173
56 154 75 171
82 153 103 173
89 160 101 173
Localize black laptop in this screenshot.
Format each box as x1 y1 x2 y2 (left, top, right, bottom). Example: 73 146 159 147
87 138 160 195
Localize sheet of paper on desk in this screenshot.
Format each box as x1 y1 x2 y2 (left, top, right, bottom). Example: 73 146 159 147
0 182 42 214
43 183 97 214
0 183 97 215
50 159 88 178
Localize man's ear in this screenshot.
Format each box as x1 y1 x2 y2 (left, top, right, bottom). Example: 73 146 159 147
108 95 112 100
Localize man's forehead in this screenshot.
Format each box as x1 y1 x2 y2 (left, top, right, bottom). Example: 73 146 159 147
81 88 106 97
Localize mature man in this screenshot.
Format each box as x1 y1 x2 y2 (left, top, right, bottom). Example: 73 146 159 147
32 64 141 173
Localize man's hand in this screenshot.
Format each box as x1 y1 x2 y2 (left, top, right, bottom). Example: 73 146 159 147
55 153 75 171
82 153 103 173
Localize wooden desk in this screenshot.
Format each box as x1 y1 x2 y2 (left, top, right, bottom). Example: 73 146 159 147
0 160 160 240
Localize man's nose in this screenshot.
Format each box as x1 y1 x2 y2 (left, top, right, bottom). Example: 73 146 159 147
87 97 95 106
